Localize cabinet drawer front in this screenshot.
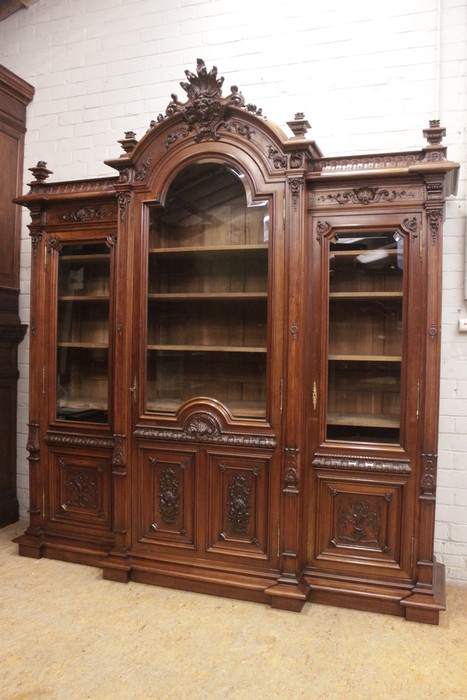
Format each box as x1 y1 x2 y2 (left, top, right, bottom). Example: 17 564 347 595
138 446 198 549
50 450 112 531
315 474 408 572
207 451 271 560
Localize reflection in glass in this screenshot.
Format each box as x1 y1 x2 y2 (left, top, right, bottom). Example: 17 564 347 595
146 163 269 418
327 231 404 443
56 243 110 423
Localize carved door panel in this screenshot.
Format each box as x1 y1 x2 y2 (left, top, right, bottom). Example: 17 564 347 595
48 448 112 533
136 445 198 550
207 451 272 561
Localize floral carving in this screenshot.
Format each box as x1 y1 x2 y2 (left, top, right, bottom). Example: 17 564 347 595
320 187 416 206
117 191 131 221
112 434 126 470
288 176 303 210
268 146 287 169
158 466 181 526
284 447 299 493
228 474 252 534
426 207 442 243
26 422 40 462
421 453 437 500
134 157 152 181
337 500 381 545
62 464 99 509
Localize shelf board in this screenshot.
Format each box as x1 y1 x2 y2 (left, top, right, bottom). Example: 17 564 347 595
58 342 108 349
58 398 108 410
329 291 403 299
331 249 399 257
327 412 400 428
58 295 110 302
149 243 268 255
328 354 402 362
147 344 267 353
59 254 110 262
148 292 268 300
147 398 266 418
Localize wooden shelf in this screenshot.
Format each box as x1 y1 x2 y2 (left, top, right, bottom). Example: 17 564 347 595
58 342 108 349
327 412 400 428
58 295 110 302
149 244 268 255
148 292 268 300
331 249 399 257
329 291 403 299
147 344 267 353
58 398 108 411
328 354 402 362
147 398 266 418
59 254 110 262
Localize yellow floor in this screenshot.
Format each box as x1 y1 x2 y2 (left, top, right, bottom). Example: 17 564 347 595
1 521 466 700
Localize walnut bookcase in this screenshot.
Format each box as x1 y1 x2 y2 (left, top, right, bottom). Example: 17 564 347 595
14 60 459 623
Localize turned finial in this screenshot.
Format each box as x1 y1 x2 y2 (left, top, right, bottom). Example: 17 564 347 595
28 161 53 184
118 131 138 154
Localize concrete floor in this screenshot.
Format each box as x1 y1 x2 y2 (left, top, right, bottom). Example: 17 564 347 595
1 520 466 700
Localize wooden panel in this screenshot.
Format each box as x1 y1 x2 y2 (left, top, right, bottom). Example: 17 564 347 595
49 450 112 532
314 474 407 570
207 451 270 559
0 132 19 288
138 446 197 548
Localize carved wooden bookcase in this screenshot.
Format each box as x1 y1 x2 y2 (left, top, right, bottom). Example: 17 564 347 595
14 60 459 623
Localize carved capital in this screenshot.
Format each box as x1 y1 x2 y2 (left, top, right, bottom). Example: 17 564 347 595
287 176 304 211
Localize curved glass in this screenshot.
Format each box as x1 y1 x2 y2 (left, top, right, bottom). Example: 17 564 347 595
146 163 269 419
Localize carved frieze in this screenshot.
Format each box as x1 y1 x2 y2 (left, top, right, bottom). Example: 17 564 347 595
133 425 276 449
312 453 411 475
314 153 424 173
316 186 418 206
30 178 117 195
56 207 115 223
45 432 114 450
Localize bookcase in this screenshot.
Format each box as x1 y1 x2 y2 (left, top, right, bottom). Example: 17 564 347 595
14 60 459 623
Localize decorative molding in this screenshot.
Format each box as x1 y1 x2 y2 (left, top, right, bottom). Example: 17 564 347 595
45 432 114 450
133 425 276 449
228 473 252 534
284 447 299 494
30 178 117 195
314 152 424 174
56 207 115 223
318 186 417 206
420 453 437 501
312 453 411 475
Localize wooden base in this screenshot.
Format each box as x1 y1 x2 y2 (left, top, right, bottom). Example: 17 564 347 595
264 581 310 612
400 561 446 625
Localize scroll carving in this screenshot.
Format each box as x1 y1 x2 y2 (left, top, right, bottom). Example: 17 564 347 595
228 474 252 534
268 146 287 169
57 207 115 222
117 191 131 221
315 221 331 243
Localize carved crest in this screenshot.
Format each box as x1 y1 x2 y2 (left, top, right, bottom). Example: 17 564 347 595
154 59 263 144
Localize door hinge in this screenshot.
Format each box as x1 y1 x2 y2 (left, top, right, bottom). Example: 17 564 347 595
42 366 46 397
410 534 415 570
416 380 420 420
277 526 281 559
312 381 318 411
420 220 423 259
42 489 46 519
130 375 137 402
280 375 284 415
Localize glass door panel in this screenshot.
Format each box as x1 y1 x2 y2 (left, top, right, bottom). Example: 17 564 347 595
56 243 111 423
327 231 404 443
146 162 269 419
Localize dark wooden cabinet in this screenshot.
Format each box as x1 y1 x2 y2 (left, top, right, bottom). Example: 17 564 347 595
0 65 34 526
14 60 459 623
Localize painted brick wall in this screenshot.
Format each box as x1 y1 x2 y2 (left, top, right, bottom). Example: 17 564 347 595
1 0 466 581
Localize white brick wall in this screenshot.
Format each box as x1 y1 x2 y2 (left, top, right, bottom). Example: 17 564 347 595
1 0 466 581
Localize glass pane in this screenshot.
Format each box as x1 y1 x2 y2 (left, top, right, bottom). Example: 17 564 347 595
146 163 269 419
326 231 404 443
56 243 110 423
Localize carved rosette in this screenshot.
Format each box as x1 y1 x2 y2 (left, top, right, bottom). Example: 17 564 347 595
420 453 437 501
227 474 252 535
284 447 299 494
158 466 181 526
